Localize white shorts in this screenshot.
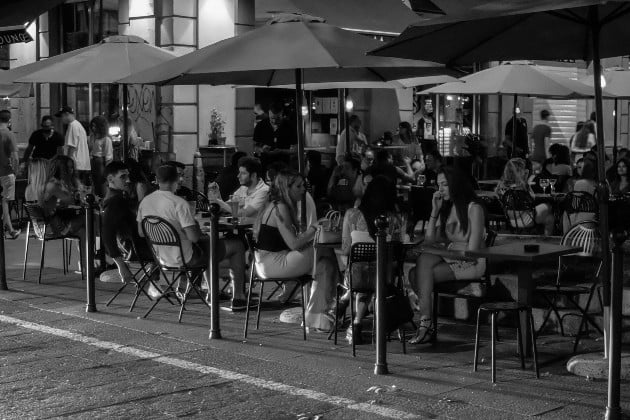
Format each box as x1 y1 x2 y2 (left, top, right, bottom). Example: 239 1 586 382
0 174 15 201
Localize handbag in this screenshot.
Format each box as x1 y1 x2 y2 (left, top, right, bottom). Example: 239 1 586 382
315 210 342 244
382 286 415 333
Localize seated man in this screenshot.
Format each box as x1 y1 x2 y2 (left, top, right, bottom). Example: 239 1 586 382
137 165 249 311
211 157 269 220
101 161 153 283
164 160 195 201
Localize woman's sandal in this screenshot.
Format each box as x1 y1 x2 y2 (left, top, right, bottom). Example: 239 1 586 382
408 322 435 344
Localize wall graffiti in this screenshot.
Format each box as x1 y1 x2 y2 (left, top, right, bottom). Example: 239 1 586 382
125 84 173 151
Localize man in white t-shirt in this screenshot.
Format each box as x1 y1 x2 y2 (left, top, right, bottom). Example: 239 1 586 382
212 157 269 222
56 106 91 185
138 165 249 311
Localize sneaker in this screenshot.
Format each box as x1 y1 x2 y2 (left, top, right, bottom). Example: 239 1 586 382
229 298 256 312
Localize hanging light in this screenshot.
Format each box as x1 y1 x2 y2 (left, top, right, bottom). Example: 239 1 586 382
345 96 354 113
301 105 309 117
446 95 454 101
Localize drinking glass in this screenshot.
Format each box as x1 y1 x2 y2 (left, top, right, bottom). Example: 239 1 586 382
549 178 557 194
417 174 426 186
539 178 549 194
229 195 240 220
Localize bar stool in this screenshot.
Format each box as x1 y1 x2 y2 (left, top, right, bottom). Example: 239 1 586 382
473 302 540 383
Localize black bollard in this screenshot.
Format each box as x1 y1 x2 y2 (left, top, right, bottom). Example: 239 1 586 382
84 194 97 313
374 215 389 375
208 203 222 339
0 186 7 291
606 230 626 420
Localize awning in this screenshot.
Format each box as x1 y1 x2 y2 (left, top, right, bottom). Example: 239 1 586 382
0 0 66 44
256 0 421 34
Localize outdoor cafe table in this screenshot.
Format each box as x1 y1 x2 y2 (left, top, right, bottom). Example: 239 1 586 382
465 242 582 355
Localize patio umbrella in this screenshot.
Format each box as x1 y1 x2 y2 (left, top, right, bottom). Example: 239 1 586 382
371 2 630 417
118 14 449 177
267 74 459 90
0 35 176 159
420 63 617 156
581 69 630 162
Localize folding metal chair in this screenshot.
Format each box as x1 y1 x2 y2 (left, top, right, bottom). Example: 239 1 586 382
535 220 603 353
23 202 83 283
141 216 210 322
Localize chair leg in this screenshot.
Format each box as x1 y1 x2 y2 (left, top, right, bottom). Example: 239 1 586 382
473 307 482 372
62 239 67 275
516 312 525 370
256 281 265 330
432 292 439 344
106 283 128 307
301 283 307 341
491 312 497 383
400 328 407 354
329 284 340 344
38 239 46 284
22 222 30 281
178 279 190 323
350 289 356 357
244 269 255 339
529 311 540 379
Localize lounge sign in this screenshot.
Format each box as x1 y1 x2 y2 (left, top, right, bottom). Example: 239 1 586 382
0 29 33 46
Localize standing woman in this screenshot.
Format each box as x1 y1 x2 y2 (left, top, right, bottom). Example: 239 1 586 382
253 170 316 279
410 166 486 344
88 116 113 197
393 121 422 165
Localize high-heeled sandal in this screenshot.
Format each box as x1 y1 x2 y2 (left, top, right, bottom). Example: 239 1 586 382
408 321 434 344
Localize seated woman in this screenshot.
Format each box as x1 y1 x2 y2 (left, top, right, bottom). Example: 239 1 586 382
25 158 49 203
339 175 402 344
610 158 630 195
253 170 316 279
496 158 555 236
391 122 422 165
39 155 85 238
403 157 424 182
410 166 486 344
327 156 363 212
564 158 584 193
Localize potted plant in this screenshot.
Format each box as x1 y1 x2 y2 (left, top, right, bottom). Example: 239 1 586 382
208 108 226 145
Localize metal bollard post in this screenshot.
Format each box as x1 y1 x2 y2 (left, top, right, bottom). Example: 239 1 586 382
0 186 7 291
208 203 222 339
84 194 97 313
374 215 389 375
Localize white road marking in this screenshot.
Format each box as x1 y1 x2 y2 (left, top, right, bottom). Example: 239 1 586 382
0 314 420 419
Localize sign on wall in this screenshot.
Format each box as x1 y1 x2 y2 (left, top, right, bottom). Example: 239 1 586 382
0 29 33 46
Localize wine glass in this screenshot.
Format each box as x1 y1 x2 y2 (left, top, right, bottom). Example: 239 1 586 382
539 178 549 194
549 178 557 194
417 174 426 186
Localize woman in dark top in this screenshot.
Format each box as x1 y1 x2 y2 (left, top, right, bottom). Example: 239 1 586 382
253 170 316 278
610 158 630 195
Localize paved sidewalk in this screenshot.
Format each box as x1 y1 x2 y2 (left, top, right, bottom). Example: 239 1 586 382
1 236 629 419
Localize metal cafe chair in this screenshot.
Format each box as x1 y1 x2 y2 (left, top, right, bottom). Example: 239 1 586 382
535 220 604 353
561 191 598 228
192 190 211 213
141 216 210 322
432 230 497 343
22 202 83 283
104 239 164 312
242 232 311 340
501 189 538 234
331 241 409 357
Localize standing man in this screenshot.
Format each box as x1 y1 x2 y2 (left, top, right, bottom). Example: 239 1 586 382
23 115 65 161
531 109 552 164
504 111 529 159
0 110 20 239
253 102 296 151
336 115 367 165
55 106 91 186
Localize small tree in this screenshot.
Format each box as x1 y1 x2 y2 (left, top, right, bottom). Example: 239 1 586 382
208 108 226 144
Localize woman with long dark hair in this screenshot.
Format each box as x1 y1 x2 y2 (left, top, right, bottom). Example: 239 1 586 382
339 175 402 344
410 166 486 344
611 158 630 194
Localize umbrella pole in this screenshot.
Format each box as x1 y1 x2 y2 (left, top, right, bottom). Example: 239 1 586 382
613 98 618 164
88 83 93 120
344 88 351 156
123 84 129 162
511 94 517 159
295 69 306 231
589 7 619 420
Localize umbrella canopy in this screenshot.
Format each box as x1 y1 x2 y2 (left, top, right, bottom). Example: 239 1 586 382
118 15 449 86
420 63 615 98
2 35 177 84
581 68 630 98
266 74 459 90
370 1 629 64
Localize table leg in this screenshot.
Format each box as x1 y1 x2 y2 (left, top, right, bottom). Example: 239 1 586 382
516 264 535 357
